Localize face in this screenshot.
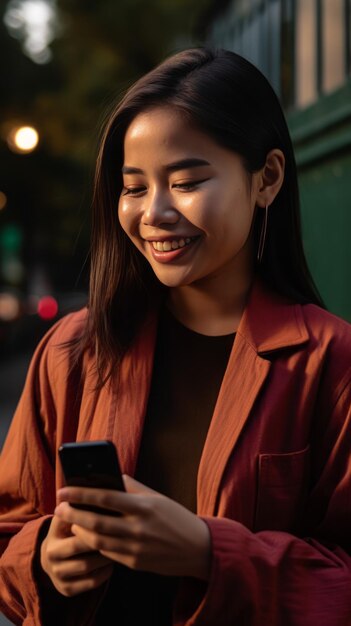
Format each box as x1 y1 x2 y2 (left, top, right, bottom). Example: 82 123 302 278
118 106 261 289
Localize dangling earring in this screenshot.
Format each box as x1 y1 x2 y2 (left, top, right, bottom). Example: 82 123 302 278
257 204 269 263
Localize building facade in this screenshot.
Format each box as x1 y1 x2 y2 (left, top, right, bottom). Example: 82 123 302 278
204 0 351 320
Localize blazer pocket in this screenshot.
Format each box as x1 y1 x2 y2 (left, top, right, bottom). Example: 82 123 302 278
254 444 310 532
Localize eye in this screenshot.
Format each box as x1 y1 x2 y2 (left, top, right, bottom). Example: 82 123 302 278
122 186 146 196
172 178 209 191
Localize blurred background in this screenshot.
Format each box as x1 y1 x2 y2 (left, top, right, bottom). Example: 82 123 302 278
0 1 351 620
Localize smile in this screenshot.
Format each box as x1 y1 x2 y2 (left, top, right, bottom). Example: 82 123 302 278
151 237 196 252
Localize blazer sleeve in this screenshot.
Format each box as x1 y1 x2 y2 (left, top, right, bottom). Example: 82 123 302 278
0 319 104 626
174 379 351 626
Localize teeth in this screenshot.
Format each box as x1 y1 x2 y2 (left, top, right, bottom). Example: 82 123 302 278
152 237 195 252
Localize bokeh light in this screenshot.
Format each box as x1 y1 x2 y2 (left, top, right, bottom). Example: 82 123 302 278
0 292 21 321
4 0 60 64
37 295 58 319
7 125 39 153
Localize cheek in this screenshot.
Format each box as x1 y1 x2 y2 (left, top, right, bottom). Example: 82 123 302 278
118 200 147 257
118 199 137 237
214 193 255 244
178 192 216 231
223 186 255 224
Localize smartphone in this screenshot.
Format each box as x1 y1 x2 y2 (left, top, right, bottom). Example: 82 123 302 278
58 439 125 515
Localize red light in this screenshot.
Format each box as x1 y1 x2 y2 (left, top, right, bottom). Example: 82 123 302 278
37 296 58 320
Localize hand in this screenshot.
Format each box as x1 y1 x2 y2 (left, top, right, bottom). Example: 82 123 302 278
55 475 211 580
40 513 114 597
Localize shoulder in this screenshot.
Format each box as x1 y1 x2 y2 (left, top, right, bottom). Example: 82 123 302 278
46 307 88 345
301 303 351 395
27 308 89 377
301 303 351 350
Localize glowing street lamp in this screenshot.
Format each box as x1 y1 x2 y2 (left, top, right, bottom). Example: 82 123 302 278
7 125 39 153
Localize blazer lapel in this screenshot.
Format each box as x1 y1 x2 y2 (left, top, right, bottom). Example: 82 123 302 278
197 280 309 516
108 312 158 476
197 334 271 515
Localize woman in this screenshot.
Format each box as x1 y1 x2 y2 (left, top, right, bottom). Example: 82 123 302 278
1 47 350 625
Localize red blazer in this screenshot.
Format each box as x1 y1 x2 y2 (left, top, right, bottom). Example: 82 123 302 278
1 280 351 625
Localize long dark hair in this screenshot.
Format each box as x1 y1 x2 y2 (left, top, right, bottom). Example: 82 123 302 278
79 46 324 382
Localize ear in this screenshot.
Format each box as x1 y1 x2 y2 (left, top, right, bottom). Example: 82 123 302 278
255 149 285 208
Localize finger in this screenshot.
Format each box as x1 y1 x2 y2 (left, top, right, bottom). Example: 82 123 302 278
55 502 131 537
57 487 127 513
57 486 155 516
49 513 74 538
71 524 132 556
53 552 113 580
56 563 114 597
100 550 142 570
122 474 159 494
48 535 102 561
49 513 99 554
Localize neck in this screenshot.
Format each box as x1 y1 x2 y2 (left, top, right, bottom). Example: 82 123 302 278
167 264 254 336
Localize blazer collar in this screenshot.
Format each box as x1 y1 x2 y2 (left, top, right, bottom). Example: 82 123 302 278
238 279 309 354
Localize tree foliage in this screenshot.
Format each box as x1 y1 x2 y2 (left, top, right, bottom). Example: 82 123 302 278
0 0 211 293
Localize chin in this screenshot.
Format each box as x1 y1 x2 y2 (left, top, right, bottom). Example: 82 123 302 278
154 272 194 289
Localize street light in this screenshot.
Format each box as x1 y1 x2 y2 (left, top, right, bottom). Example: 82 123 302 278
7 125 39 153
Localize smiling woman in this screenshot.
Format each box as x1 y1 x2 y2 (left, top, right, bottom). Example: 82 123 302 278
117 105 285 334
118 107 266 302
1 47 351 626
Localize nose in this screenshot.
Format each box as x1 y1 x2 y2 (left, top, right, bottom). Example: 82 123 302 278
142 187 179 227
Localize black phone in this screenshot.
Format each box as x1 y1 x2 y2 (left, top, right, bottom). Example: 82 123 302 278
58 439 125 514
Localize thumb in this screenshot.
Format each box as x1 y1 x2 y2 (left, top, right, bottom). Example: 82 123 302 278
122 474 160 495
50 512 74 538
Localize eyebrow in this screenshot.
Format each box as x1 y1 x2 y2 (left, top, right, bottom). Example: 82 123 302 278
121 158 211 175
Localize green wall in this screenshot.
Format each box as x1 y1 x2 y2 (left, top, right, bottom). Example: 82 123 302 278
288 81 351 322
298 152 351 321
